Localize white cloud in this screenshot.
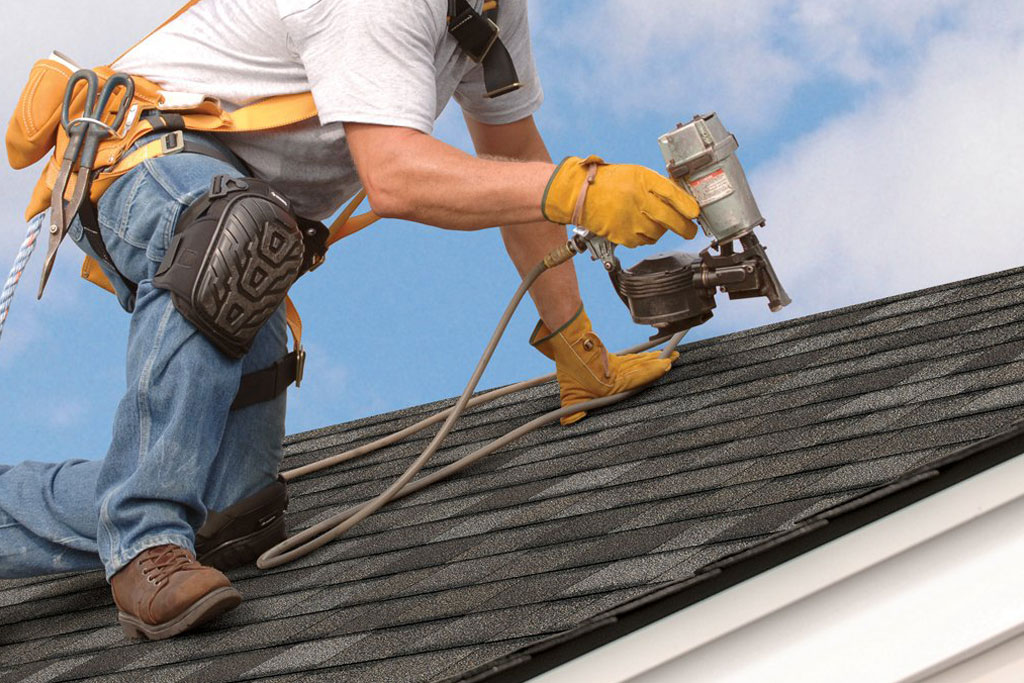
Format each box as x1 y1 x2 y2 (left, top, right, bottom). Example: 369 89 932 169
530 0 1005 129
751 14 1024 318
528 0 1024 322
532 0 801 128
787 0 967 81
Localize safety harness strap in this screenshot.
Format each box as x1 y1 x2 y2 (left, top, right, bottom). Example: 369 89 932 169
447 0 521 98
14 0 517 410
232 348 303 410
77 200 138 297
109 0 205 67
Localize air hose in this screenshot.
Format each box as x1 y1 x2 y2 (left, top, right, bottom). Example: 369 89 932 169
256 245 685 569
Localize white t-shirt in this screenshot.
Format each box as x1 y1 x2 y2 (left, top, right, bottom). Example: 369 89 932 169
114 0 543 219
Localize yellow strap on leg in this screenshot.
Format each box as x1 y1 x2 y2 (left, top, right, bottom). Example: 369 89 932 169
329 212 381 245
326 190 381 248
285 295 306 386
285 295 302 349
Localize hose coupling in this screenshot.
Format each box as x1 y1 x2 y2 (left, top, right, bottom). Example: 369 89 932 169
543 239 584 269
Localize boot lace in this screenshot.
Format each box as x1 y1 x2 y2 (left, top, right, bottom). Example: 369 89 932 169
140 546 194 587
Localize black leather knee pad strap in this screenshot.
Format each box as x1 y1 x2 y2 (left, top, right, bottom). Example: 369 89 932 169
196 477 288 570
153 175 326 359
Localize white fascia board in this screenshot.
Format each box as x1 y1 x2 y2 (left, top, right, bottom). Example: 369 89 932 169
922 628 1024 683
531 449 1024 683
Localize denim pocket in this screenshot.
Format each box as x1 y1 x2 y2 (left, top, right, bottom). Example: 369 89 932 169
137 153 242 261
143 150 241 206
110 170 174 256
90 142 243 284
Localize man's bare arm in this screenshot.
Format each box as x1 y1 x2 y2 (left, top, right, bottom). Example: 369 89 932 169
345 117 580 329
344 121 555 229
461 115 581 331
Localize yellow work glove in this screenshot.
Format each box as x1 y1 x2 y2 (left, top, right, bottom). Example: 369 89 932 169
542 155 700 248
530 306 678 426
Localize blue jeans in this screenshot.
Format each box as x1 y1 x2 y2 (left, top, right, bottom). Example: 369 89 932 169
0 134 287 580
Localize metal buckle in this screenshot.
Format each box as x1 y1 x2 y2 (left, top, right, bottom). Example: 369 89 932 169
459 17 500 63
484 80 522 99
307 252 325 273
295 346 306 388
161 130 185 155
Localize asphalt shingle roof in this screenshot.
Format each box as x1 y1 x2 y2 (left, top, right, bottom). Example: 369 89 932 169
2 266 1023 682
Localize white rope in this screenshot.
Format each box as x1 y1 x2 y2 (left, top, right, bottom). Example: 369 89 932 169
0 214 44 345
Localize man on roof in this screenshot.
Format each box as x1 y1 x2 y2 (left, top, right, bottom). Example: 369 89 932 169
0 0 699 639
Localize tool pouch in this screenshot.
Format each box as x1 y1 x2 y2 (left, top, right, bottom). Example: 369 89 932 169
6 57 76 170
154 175 326 359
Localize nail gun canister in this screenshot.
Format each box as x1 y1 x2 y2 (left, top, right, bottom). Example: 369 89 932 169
658 113 764 244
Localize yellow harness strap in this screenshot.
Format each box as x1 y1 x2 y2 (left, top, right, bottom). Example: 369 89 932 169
110 0 206 66
20 0 382 372
326 190 381 246
285 295 303 371
22 82 319 221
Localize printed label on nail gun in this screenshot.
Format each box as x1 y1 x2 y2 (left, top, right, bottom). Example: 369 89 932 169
688 169 733 207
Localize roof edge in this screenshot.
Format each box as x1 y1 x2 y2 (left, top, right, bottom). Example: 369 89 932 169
456 419 1024 683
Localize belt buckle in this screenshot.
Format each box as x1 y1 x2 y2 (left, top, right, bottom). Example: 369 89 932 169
295 346 306 388
464 18 500 63
307 252 326 272
160 130 185 155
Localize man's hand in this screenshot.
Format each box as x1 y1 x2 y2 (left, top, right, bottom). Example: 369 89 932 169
543 156 700 248
530 306 676 425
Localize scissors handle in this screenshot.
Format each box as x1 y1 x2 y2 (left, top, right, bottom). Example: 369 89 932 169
76 73 137 172
96 74 136 133
61 69 99 131
59 70 98 164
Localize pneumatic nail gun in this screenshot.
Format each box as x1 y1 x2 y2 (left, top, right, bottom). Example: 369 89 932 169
573 113 791 338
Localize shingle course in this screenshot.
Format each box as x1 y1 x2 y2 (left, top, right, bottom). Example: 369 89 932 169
2 267 1023 682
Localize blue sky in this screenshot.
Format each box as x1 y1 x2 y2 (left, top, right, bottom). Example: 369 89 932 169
1 0 1022 467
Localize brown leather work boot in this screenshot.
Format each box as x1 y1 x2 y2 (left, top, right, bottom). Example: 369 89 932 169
110 544 242 640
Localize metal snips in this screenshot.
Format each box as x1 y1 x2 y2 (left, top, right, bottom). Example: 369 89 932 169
38 69 135 299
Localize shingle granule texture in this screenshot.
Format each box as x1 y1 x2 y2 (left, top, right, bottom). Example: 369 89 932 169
3 266 1023 683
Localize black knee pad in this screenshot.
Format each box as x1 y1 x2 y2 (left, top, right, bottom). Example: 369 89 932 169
154 176 327 358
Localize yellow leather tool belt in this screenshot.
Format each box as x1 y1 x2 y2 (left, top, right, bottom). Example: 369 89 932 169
7 57 320 222
5 53 376 357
